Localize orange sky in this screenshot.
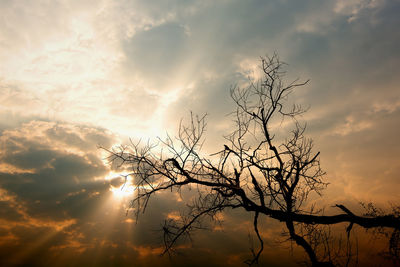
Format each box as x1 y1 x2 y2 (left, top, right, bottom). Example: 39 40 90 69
0 0 399 266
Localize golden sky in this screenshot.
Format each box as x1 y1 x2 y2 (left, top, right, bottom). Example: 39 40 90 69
0 0 399 266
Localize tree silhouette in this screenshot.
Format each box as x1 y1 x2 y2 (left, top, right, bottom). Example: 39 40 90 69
104 54 400 266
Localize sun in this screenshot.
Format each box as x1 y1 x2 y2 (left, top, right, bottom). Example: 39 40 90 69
110 183 135 198
104 172 136 199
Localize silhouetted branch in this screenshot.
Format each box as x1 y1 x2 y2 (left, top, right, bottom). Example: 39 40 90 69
104 54 400 266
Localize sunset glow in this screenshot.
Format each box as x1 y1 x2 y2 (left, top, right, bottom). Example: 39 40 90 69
1 1 399 266
108 176 136 199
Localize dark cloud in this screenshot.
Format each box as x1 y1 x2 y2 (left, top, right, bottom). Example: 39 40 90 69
0 120 286 266
122 22 190 90
0 121 116 265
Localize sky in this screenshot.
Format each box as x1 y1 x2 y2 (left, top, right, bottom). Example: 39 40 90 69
0 0 399 266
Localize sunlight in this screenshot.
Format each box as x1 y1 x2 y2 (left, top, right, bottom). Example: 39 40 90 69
104 172 136 199
110 183 136 198
141 86 185 139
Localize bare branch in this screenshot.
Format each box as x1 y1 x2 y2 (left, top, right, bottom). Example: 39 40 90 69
103 55 400 267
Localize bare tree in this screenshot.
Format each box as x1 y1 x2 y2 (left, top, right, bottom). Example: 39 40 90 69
104 54 400 266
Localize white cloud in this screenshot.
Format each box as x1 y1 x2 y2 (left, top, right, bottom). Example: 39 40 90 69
334 0 384 21
372 100 400 114
333 116 373 136
0 0 225 139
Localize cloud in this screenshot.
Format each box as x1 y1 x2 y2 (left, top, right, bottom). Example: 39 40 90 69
0 0 399 265
0 120 282 266
334 0 384 20
1 0 399 139
0 120 117 265
332 115 373 136
122 22 190 89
